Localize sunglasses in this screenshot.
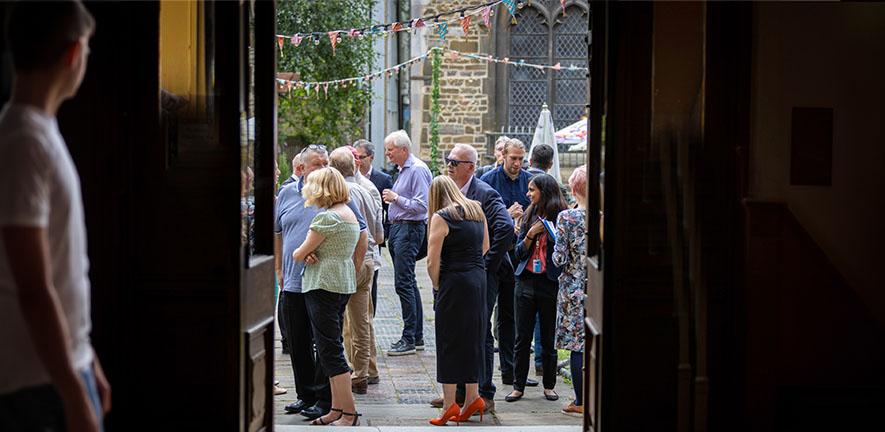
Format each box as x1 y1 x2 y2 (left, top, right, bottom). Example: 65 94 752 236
299 144 327 155
445 158 475 167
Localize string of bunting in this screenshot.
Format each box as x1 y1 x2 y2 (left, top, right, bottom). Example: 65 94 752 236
276 1 506 55
276 47 588 98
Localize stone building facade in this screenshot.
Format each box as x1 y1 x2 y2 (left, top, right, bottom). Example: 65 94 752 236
408 0 590 173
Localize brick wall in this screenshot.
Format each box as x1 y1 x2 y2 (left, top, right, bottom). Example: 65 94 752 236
411 0 495 164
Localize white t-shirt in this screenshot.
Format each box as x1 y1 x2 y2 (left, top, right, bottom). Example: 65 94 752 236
0 103 94 394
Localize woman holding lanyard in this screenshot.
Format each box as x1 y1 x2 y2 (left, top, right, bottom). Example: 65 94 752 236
505 174 568 403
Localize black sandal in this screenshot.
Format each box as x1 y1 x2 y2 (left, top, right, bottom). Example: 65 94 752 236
310 408 342 425
338 411 362 426
505 391 523 402
544 390 559 401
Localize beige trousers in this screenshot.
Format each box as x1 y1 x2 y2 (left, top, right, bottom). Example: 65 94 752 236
343 260 378 382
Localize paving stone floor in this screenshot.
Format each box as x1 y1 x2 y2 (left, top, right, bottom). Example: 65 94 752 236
274 250 582 430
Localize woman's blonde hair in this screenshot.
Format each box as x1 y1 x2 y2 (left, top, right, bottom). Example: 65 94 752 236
302 167 350 209
428 176 485 223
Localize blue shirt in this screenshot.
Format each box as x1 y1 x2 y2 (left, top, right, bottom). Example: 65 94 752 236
480 166 531 210
274 180 366 293
388 154 432 222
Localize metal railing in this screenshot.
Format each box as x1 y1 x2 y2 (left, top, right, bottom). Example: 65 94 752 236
484 126 587 168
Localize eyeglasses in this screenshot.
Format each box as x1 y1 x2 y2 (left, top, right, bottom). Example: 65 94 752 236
445 158 475 167
356 154 371 160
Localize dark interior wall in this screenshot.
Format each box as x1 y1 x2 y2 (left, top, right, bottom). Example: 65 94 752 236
750 2 885 321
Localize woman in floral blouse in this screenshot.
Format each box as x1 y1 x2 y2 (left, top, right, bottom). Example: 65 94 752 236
552 165 589 416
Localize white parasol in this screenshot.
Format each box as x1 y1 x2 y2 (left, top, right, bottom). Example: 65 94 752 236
530 103 561 182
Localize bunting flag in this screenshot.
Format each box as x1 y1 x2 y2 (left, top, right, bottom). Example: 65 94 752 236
276 1 504 52
502 0 518 23
438 21 448 43
482 6 493 29
561 0 567 16
460 15 472 35
328 31 338 55
276 47 586 98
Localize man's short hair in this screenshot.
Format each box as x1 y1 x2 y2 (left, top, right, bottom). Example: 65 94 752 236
352 139 374 157
385 130 412 151
300 144 328 162
329 147 356 178
531 144 554 170
451 144 478 164
495 135 510 149
6 0 96 71
503 138 526 155
291 153 303 169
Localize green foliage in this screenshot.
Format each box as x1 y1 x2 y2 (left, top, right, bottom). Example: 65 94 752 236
428 48 442 176
276 0 375 157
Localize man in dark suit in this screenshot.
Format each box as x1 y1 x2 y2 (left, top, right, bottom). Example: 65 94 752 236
428 143 519 413
353 139 393 319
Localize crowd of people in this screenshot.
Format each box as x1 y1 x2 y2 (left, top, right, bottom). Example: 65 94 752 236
274 129 591 426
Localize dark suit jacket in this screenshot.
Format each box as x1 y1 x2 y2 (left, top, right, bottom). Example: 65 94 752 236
514 215 562 282
368 167 394 243
465 177 513 274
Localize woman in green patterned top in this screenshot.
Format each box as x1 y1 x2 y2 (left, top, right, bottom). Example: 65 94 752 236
293 167 362 426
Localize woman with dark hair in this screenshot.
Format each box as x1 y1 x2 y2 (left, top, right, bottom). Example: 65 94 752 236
505 174 568 403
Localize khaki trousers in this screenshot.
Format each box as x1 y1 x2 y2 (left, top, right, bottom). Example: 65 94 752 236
343 260 378 382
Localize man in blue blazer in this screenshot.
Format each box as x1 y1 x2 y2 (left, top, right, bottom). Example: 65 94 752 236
428 143 518 412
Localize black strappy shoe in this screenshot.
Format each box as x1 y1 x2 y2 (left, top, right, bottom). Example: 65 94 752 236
338 411 362 426
310 408 342 425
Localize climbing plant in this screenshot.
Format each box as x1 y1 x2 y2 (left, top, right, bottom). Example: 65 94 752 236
428 47 442 176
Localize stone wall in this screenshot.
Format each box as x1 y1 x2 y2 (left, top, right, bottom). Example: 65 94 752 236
410 0 496 164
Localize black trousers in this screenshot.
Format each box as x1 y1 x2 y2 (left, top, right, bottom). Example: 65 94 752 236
496 262 516 382
282 291 331 408
513 272 558 391
304 289 352 378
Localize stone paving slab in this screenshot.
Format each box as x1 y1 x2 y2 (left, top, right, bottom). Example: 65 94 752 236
274 249 583 428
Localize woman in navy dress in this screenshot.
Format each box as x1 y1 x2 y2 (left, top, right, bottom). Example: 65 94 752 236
426 176 490 426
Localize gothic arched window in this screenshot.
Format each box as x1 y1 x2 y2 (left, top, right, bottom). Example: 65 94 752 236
502 1 589 130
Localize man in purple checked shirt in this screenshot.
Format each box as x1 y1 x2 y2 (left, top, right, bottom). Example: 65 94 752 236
381 130 432 356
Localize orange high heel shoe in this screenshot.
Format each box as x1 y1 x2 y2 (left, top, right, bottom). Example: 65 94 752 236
429 403 461 426
456 397 485 423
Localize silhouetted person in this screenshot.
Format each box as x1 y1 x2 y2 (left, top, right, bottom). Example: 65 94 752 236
0 2 110 431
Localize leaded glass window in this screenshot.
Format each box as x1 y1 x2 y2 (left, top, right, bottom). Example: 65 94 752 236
507 2 589 129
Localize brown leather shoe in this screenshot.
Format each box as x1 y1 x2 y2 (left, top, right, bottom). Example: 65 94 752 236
430 395 465 408
351 379 368 395
480 397 495 414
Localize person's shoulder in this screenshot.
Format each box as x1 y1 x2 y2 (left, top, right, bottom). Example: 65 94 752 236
479 166 499 183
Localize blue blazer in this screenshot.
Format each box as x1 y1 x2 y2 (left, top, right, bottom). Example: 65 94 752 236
368 167 394 242
514 215 562 281
465 177 513 273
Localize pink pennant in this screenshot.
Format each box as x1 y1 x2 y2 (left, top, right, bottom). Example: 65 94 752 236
482 7 493 28
348 29 358 38
449 50 460 61
329 32 338 55
414 18 426 29
460 15 472 35
292 34 303 46
323 83 329 98
552 62 562 71
561 0 567 16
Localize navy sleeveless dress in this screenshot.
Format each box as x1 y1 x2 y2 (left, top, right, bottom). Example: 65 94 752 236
435 207 487 384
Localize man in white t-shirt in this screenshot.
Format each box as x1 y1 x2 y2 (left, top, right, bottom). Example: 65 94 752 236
0 2 109 432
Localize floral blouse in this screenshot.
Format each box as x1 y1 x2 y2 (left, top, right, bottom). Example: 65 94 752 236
552 208 588 351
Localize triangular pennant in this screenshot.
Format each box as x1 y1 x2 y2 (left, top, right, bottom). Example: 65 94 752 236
348 29 358 38
328 32 338 55
482 6 493 28
552 62 562 71
291 34 302 46
449 50 460 61
438 21 448 43
502 0 518 20
460 15 471 35
277 36 284 54
392 22 403 32
561 0 567 16
414 18 426 28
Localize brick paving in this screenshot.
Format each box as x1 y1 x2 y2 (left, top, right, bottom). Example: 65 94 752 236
274 250 582 430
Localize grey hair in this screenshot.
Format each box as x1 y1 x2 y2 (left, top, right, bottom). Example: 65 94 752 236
300 145 328 162
495 135 510 148
503 138 526 155
291 152 303 168
352 139 374 157
385 130 412 151
451 144 478 163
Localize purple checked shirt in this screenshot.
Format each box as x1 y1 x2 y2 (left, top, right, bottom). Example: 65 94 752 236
388 154 432 222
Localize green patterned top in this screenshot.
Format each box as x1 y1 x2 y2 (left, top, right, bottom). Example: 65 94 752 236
302 210 360 295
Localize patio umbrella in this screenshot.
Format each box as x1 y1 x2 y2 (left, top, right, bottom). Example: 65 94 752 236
555 118 588 151
530 103 561 182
